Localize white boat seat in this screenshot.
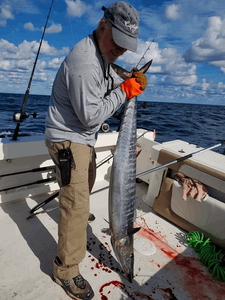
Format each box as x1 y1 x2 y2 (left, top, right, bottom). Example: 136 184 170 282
153 149 225 249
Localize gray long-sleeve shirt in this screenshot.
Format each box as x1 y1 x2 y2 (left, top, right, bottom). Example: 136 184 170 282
45 32 126 146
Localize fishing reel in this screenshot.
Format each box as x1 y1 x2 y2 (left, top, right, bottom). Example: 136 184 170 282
100 122 110 133
13 112 37 122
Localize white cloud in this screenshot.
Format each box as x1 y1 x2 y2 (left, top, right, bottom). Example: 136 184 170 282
0 39 68 61
34 71 48 82
165 4 181 21
192 78 225 97
139 0 225 58
201 79 210 91
194 79 210 95
45 23 62 34
0 39 16 53
0 60 12 71
119 39 197 88
24 22 62 34
0 0 39 27
48 57 65 69
64 0 90 18
58 47 70 55
184 16 225 64
0 39 69 92
0 3 14 26
8 0 39 14
24 22 35 31
0 36 69 94
161 74 197 86
212 82 225 95
149 75 157 84
33 40 62 56
210 61 225 73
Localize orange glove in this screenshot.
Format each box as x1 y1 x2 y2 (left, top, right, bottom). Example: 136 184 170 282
132 67 147 91
120 78 143 100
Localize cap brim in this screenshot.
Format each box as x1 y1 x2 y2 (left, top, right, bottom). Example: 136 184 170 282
112 26 138 53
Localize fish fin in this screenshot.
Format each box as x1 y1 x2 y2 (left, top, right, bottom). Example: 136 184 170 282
127 227 141 236
101 228 111 235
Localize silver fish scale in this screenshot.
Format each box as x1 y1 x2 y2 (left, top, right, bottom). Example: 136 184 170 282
109 96 137 240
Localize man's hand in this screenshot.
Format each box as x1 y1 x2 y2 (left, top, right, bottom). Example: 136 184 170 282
132 67 147 91
120 78 143 100
120 67 148 100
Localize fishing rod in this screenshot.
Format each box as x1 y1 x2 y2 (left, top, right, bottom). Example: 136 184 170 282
0 166 55 178
136 33 157 69
136 140 225 178
0 177 56 193
12 0 54 141
28 190 59 217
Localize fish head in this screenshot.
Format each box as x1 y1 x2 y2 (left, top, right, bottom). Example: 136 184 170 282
113 235 134 283
110 59 153 80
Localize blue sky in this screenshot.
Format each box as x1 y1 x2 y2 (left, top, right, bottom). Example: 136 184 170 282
0 0 225 105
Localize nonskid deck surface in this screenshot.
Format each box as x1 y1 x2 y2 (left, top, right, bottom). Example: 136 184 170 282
1 180 225 300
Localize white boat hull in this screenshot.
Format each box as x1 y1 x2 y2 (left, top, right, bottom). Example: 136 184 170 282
1 129 225 299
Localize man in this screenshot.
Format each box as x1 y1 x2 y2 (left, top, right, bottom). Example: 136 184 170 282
45 2 147 299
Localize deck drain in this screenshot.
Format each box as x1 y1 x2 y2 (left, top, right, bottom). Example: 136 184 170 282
134 237 156 255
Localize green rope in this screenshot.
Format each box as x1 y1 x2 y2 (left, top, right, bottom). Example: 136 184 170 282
186 231 225 281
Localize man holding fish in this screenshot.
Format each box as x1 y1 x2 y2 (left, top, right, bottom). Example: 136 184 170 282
45 2 147 299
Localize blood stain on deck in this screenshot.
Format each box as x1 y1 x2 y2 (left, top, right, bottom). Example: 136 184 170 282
135 217 225 300
99 281 179 300
99 281 154 300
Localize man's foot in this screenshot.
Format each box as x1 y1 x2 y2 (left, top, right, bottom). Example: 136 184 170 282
88 213 95 223
52 273 94 300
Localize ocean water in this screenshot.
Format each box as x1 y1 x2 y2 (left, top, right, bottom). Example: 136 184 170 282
0 92 224 155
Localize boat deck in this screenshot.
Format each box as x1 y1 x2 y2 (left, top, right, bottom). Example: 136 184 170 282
1 179 225 300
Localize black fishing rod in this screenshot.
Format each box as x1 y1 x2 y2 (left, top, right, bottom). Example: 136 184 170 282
28 190 59 218
0 166 55 178
0 177 56 193
12 0 54 141
136 140 225 178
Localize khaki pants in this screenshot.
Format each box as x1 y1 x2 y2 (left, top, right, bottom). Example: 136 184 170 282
45 139 96 279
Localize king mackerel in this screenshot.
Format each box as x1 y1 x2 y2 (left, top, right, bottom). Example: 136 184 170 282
107 60 152 282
